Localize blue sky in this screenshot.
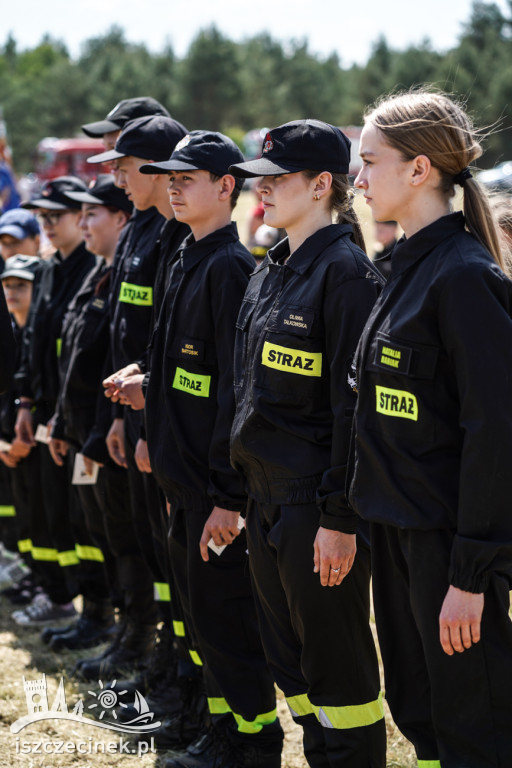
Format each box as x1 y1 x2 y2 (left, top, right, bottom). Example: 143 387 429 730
4 0 510 66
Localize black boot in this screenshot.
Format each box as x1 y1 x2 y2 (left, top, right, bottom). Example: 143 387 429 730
116 624 181 720
147 675 207 750
41 619 78 644
164 718 283 768
75 620 156 682
49 598 116 650
72 613 127 676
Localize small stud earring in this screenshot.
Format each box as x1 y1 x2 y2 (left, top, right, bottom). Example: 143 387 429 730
314 194 320 200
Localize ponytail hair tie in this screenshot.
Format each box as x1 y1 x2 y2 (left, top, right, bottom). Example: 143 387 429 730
453 167 472 186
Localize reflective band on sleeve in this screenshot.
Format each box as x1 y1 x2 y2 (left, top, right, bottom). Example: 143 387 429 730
0 505 15 517
189 650 203 666
208 698 277 733
153 582 171 602
287 691 384 730
172 367 211 398
18 539 32 553
417 762 441 767
56 338 62 358
118 281 153 306
31 546 59 562
173 620 186 637
262 341 322 377
75 544 104 563
375 385 418 421
58 550 80 567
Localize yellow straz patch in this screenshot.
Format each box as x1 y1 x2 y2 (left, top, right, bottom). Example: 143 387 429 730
118 281 153 306
375 385 418 421
262 342 322 377
172 367 211 397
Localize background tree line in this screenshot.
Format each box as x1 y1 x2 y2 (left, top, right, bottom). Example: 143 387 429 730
0 0 511 174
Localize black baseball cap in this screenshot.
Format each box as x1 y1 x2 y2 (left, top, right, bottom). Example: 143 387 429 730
0 209 40 239
66 174 133 214
1 254 41 282
87 115 188 164
140 131 245 188
23 176 88 211
229 119 351 177
81 97 171 137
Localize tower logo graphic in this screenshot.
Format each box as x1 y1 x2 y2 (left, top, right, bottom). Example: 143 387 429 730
12 676 161 734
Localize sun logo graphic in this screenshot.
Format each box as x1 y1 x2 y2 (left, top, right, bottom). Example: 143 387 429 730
10 675 161 734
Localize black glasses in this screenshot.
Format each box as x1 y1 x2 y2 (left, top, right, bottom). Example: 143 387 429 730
38 211 74 226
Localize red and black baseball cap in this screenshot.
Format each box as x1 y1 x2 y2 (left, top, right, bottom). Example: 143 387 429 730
87 115 188 164
229 119 351 177
81 97 171 137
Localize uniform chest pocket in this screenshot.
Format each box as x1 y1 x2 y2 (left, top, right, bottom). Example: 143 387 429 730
172 336 206 363
364 332 440 443
77 296 109 346
258 306 324 405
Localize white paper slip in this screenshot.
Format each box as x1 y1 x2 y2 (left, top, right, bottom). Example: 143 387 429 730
207 515 245 556
34 424 50 444
0 440 12 452
72 453 99 485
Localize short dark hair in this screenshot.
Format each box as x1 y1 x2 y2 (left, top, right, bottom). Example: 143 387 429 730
209 173 241 211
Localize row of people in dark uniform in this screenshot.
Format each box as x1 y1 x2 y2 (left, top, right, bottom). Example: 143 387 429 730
0 89 511 768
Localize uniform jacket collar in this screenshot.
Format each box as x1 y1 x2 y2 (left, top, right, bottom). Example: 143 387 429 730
267 223 354 275
391 212 466 277
180 222 239 273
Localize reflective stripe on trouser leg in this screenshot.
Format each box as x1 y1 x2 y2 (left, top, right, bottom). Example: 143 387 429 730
286 691 385 729
75 544 104 563
417 762 441 767
31 546 59 562
0 505 15 516
208 697 278 733
173 620 186 637
18 539 32 553
189 649 203 666
58 549 80 566
153 582 171 602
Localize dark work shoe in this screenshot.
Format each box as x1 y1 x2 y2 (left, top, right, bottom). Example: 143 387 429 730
75 621 156 682
49 614 117 650
164 720 283 768
41 620 78 644
72 618 126 677
111 622 177 698
147 677 207 750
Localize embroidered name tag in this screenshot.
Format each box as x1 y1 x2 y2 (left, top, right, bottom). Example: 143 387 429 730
277 309 314 334
374 339 412 374
262 341 322 377
375 385 418 421
118 281 153 306
179 339 205 361
90 297 106 311
172 367 211 397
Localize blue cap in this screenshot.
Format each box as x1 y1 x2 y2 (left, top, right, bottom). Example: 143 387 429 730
0 208 40 240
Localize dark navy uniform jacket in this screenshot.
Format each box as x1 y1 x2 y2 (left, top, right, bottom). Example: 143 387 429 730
144 223 253 510
51 257 113 462
349 212 512 592
0 287 15 395
16 243 96 416
230 223 382 533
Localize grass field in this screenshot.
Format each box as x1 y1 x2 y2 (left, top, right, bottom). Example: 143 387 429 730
0 188 418 767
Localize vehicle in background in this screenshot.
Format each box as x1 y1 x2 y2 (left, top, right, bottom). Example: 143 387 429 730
34 137 110 183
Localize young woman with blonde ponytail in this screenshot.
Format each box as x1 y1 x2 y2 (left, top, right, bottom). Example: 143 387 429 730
350 89 512 768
